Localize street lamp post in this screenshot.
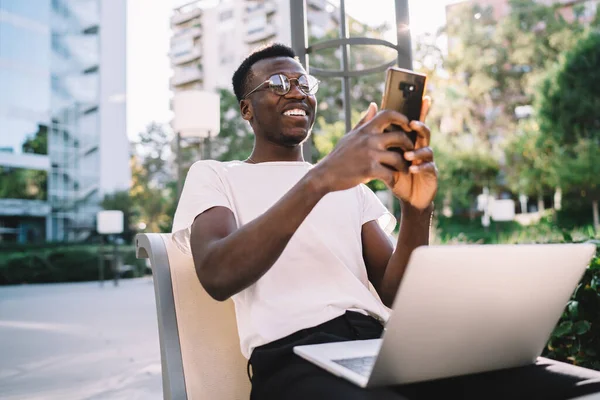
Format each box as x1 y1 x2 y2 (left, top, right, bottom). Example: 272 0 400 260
97 210 124 287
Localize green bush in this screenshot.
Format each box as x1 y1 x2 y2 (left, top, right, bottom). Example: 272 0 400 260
434 216 523 244
0 246 145 285
555 193 596 229
543 239 600 370
1 254 57 284
46 250 101 282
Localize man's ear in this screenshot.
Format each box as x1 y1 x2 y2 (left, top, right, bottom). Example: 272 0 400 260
240 99 252 121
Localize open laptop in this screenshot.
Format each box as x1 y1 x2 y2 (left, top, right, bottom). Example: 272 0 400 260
293 243 597 388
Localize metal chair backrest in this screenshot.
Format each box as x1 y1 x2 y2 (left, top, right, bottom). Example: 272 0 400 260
136 233 250 400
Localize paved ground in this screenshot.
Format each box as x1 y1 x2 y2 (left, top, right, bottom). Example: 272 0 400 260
0 278 162 400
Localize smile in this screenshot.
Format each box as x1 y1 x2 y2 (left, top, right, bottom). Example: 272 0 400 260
283 109 307 117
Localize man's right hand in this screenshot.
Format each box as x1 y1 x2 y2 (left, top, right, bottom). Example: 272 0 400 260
311 103 416 193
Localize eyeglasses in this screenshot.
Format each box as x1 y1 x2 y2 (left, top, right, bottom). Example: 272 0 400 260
242 73 320 99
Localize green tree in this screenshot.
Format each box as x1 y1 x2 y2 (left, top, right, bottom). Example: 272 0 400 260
503 119 557 212
135 122 173 187
0 168 47 200
131 123 174 233
0 125 49 201
537 30 600 229
213 88 254 162
443 0 583 146
499 0 584 107
433 136 500 212
443 2 510 147
439 0 587 214
22 125 48 155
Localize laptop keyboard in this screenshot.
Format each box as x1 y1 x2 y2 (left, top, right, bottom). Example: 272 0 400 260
332 356 376 377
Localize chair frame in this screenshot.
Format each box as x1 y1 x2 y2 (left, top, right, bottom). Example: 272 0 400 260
136 233 188 400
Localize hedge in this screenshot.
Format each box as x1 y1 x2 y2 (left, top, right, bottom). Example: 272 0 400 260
0 245 146 285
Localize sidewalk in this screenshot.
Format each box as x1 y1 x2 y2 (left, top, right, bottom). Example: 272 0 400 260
0 278 162 400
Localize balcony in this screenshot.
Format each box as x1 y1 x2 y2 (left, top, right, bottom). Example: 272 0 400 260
171 6 202 26
246 0 277 16
244 24 277 44
172 25 202 40
170 67 203 87
0 153 50 171
171 47 202 66
0 199 50 217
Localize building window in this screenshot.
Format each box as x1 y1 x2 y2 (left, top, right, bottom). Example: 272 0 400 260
172 37 194 57
219 9 234 21
247 14 267 35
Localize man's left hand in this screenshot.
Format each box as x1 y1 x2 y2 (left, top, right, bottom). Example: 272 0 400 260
390 98 438 210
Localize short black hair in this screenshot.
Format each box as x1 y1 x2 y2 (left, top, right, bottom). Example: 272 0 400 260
232 43 297 102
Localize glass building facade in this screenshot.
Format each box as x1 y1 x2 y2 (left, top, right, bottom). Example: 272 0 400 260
0 0 52 242
49 0 101 241
0 0 123 243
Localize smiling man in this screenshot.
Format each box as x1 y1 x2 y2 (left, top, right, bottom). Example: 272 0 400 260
171 44 598 399
172 43 435 399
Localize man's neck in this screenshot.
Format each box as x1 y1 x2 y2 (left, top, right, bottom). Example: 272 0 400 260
248 140 305 163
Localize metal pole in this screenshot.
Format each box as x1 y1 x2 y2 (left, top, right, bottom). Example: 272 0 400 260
289 0 313 162
289 0 309 70
176 131 183 198
112 236 119 287
339 0 352 133
205 135 211 159
395 0 413 69
98 235 104 287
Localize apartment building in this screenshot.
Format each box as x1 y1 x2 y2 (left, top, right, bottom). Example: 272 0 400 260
169 0 339 94
0 0 129 243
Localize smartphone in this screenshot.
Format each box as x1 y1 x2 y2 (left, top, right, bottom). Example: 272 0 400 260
380 67 427 167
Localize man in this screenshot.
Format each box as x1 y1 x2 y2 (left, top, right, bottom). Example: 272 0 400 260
172 44 600 399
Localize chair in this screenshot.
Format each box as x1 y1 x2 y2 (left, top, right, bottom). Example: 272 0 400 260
136 233 251 400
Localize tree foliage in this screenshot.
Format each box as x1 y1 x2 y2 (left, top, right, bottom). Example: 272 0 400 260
537 30 600 145
536 30 600 226
128 123 175 233
0 124 48 200
503 119 557 198
213 88 254 162
22 125 48 155
0 167 47 200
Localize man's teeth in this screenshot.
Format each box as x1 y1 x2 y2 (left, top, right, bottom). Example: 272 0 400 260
283 109 306 116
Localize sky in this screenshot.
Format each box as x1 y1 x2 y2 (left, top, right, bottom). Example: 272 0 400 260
126 0 460 141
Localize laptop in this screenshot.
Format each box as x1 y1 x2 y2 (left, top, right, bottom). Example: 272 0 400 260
293 243 597 388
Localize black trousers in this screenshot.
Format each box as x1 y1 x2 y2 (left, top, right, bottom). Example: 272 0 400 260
248 311 600 400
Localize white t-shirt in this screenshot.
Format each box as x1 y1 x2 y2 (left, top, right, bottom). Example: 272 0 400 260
172 160 396 359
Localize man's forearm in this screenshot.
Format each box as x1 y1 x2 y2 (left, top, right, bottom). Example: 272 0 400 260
194 170 329 301
380 201 433 307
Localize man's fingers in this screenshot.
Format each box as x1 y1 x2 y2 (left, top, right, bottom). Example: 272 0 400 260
404 147 433 165
408 161 438 176
379 131 415 152
409 120 431 147
420 96 432 122
366 109 411 133
371 163 396 187
374 150 406 173
354 102 378 130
